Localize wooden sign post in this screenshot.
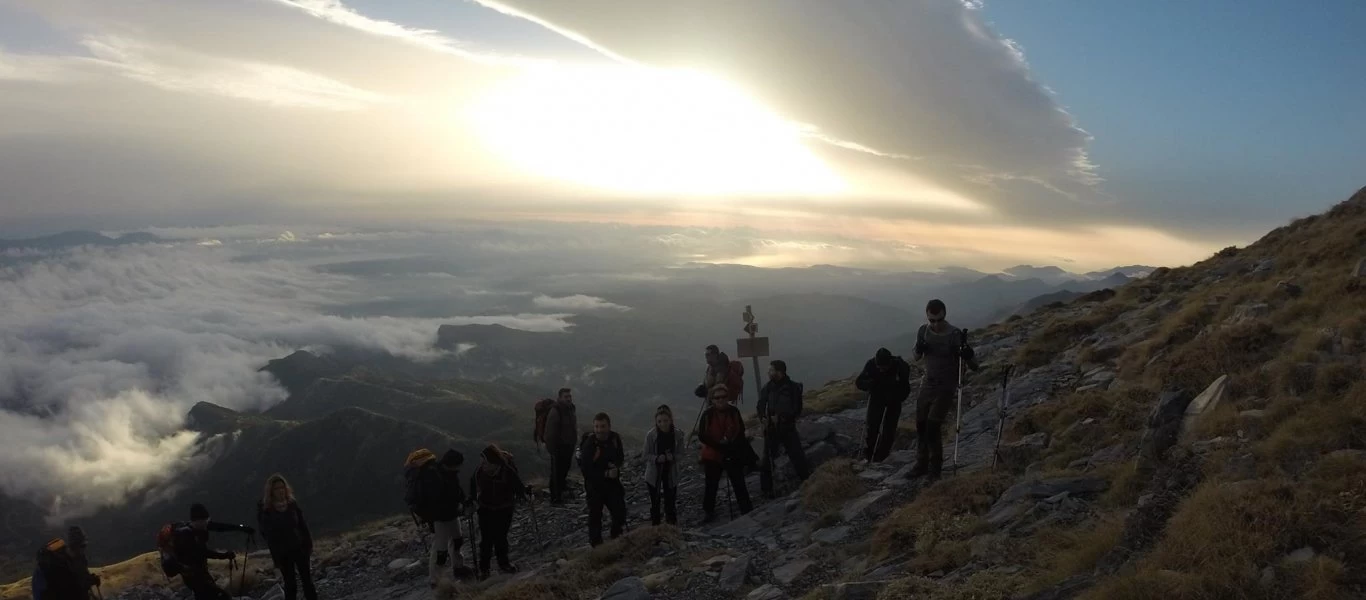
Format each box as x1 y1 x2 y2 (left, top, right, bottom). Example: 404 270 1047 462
737 305 768 408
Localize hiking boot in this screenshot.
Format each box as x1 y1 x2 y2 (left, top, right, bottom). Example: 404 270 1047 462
498 563 518 574
700 511 717 525
452 565 475 580
906 464 928 479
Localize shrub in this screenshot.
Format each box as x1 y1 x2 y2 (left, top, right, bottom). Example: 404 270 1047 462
800 459 867 513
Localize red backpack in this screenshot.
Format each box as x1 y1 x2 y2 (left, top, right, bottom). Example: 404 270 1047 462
532 398 556 444
155 522 187 577
726 361 745 403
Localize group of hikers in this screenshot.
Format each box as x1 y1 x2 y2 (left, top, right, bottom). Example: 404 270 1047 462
32 299 978 600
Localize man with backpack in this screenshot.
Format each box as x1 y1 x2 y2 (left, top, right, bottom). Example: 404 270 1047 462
540 388 579 505
856 347 913 463
757 359 811 497
694 347 744 405
170 503 255 600
578 412 627 546
404 448 475 586
32 526 99 600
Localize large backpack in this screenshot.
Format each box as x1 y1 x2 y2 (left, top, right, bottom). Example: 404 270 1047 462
532 399 556 444
155 522 187 578
31 538 63 599
403 449 439 521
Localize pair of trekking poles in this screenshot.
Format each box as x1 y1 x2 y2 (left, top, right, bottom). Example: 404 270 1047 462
867 330 1014 476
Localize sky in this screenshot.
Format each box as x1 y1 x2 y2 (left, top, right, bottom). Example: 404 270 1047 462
1 0 1363 271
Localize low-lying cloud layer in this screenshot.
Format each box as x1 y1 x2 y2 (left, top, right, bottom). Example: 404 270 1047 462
0 241 572 521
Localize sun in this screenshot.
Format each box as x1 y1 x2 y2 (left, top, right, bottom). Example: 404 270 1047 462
463 63 849 197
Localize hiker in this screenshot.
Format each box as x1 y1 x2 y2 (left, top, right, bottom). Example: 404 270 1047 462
643 404 684 526
256 474 317 600
469 443 529 579
698 384 753 522
856 347 913 462
694 347 742 404
174 503 254 600
32 526 99 600
757 359 812 496
579 412 627 546
911 298 978 481
404 448 473 587
543 387 579 505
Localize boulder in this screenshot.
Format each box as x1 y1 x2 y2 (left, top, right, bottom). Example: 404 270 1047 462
773 559 816 585
811 525 852 545
1180 375 1228 442
718 554 752 592
820 580 892 600
600 576 651 600
840 489 892 521
1139 389 1193 463
748 584 787 600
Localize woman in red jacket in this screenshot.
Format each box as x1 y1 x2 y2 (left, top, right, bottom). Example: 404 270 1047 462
697 384 753 523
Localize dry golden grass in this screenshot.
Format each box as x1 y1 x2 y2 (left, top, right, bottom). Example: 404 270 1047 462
869 471 1011 561
804 378 865 415
1020 515 1125 594
800 458 867 514
1084 451 1366 599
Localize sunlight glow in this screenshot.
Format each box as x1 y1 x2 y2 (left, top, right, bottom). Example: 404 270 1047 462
464 64 850 197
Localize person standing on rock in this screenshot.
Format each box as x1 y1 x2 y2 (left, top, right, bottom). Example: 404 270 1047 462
698 384 754 522
579 412 628 545
757 359 812 497
469 444 529 580
910 298 978 481
857 347 913 463
643 404 684 526
543 387 579 505
405 448 474 586
256 474 319 600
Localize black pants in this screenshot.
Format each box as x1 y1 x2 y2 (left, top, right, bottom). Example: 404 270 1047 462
865 399 904 462
477 508 514 572
587 481 627 546
703 460 752 515
646 469 677 525
915 384 955 477
271 548 317 600
549 443 575 502
760 421 811 494
182 569 231 600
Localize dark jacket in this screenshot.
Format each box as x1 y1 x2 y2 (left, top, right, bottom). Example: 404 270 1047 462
34 540 96 600
578 431 625 489
172 522 246 573
757 376 804 422
256 500 313 555
698 404 746 463
405 454 466 523
543 401 578 448
470 457 528 511
855 356 912 404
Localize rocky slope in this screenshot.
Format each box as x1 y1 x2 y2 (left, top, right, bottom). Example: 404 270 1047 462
6 187 1365 600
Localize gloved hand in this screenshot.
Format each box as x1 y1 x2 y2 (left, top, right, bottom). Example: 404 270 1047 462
226 551 237 561
90 573 102 587
694 384 707 398
465 504 476 518
959 345 975 361
914 340 928 356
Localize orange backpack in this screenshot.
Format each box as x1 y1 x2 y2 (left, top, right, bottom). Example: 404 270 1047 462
532 398 556 444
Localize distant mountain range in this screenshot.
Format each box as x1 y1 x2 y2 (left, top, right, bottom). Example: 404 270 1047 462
0 230 166 251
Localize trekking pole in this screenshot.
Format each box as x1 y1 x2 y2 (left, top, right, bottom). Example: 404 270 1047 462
991 365 1015 471
953 328 968 476
869 401 889 465
526 492 544 549
723 465 736 520
410 513 430 554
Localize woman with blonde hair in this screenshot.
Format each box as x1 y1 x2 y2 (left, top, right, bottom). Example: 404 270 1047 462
257 473 317 600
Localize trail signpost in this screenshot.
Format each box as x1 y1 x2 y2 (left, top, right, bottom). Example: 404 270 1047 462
737 305 768 406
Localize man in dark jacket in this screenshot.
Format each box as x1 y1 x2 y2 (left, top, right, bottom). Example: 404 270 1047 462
757 360 811 497
856 347 912 463
174 503 254 600
578 412 627 546
911 299 979 481
543 388 579 505
32 526 99 600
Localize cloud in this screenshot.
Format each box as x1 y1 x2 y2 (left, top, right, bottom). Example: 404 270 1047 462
476 0 1102 218
532 294 630 311
0 241 572 521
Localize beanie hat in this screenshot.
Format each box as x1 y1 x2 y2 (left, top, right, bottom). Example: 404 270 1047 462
66 526 87 547
875 347 893 366
441 449 464 467
190 503 210 521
